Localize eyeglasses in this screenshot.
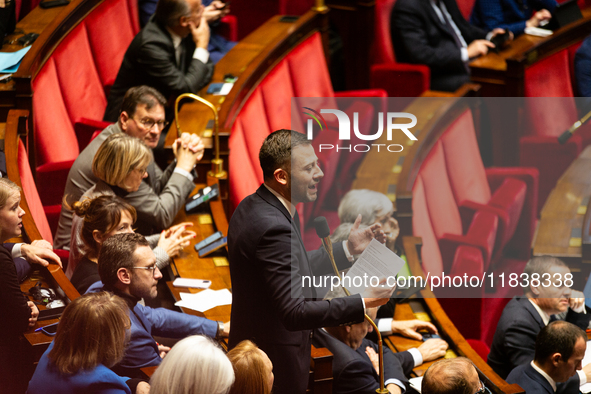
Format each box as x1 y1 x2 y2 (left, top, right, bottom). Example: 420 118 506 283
475 381 490 394
133 117 169 131
132 265 159 275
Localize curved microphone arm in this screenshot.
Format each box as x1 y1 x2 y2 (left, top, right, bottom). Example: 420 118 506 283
174 93 227 178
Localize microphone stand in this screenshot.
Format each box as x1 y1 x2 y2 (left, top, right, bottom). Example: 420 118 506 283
319 236 389 394
558 108 591 144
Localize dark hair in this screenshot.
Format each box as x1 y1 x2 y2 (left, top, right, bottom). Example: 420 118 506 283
523 255 568 294
72 195 137 258
155 0 191 27
534 320 586 363
48 292 129 374
259 129 309 180
98 233 150 288
120 85 167 118
422 358 478 394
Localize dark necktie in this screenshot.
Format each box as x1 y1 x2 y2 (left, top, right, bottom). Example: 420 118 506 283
436 0 470 73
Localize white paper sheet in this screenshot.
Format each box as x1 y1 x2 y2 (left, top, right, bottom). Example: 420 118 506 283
175 288 232 312
343 238 405 295
580 341 591 393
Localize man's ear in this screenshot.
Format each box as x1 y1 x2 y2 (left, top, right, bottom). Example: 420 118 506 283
178 15 189 28
530 284 541 296
117 267 132 286
274 168 288 186
120 111 130 130
550 352 562 367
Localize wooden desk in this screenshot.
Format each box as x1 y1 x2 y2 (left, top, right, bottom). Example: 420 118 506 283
470 7 591 97
0 4 64 119
533 145 591 286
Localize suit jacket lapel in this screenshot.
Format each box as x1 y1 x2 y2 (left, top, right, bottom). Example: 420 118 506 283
425 0 458 40
525 364 555 394
519 297 547 329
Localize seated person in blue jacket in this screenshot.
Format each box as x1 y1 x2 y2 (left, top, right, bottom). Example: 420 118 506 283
28 292 150 394
313 306 448 394
507 320 586 394
87 232 229 377
471 0 557 36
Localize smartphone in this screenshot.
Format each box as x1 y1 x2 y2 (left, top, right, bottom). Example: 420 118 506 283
422 333 441 341
198 237 227 258
40 322 59 336
195 231 223 251
185 184 219 213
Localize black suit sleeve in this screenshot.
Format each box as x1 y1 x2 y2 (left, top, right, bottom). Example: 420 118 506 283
392 1 465 72
137 39 213 97
257 223 364 332
362 339 411 386
565 307 591 330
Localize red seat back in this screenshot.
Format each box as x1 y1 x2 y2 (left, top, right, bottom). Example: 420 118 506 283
440 109 491 205
373 0 397 65
456 0 475 20
17 140 53 242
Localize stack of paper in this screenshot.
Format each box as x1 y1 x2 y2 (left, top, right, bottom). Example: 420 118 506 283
175 289 232 312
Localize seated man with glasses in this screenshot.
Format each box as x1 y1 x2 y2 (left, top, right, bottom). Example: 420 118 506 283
54 85 204 250
507 320 586 394
88 233 229 377
422 357 484 394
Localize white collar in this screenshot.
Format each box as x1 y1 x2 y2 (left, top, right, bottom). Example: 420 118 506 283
264 183 296 218
531 361 557 392
165 27 182 48
529 298 551 326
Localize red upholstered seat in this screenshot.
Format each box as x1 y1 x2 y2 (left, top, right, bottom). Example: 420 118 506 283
521 49 591 208
456 0 476 19
30 0 138 217
440 109 538 262
370 0 430 97
413 142 498 270
85 0 140 90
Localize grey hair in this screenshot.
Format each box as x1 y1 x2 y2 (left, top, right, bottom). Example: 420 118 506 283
337 189 393 225
149 335 235 394
522 255 568 295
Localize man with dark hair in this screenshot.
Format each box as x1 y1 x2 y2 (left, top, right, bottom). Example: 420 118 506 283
55 85 204 256
228 129 395 394
314 307 448 394
507 321 586 393
103 0 213 122
488 256 591 383
422 358 481 394
88 233 228 376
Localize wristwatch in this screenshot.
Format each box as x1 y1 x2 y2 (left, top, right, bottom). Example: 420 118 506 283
216 321 225 339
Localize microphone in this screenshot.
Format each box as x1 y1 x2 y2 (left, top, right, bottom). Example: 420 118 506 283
314 216 389 394
558 109 591 144
314 216 338 280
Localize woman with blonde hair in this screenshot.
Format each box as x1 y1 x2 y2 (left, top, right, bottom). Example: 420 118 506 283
227 340 274 394
28 292 149 393
149 335 234 394
0 177 41 392
65 133 195 279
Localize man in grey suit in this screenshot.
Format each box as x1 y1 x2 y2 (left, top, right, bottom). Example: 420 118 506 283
103 0 213 122
54 86 203 253
507 321 586 394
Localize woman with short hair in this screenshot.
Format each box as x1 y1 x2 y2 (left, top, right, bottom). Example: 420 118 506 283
149 335 235 394
66 133 195 280
27 292 150 393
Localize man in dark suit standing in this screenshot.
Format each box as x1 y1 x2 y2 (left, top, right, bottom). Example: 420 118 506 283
391 0 508 91
488 256 591 383
104 0 213 122
228 130 395 394
507 321 587 394
313 307 448 394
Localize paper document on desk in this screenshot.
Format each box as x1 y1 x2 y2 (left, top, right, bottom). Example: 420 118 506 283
175 288 232 312
580 341 591 393
343 238 405 295
0 46 31 73
524 27 553 37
